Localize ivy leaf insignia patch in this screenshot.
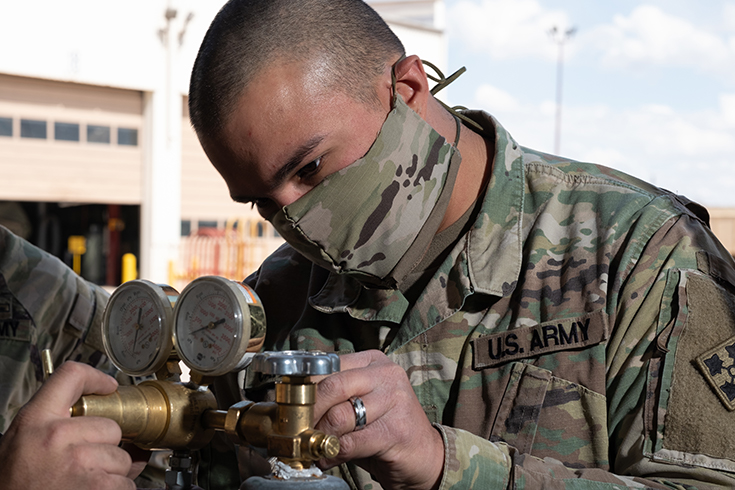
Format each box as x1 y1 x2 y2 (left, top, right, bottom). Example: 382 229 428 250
696 335 735 411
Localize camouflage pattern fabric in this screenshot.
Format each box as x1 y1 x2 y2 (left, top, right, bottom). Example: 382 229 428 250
0 225 114 433
239 111 735 489
271 94 459 288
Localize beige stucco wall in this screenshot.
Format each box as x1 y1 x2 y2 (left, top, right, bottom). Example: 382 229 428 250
180 97 261 224
0 74 143 204
709 208 735 256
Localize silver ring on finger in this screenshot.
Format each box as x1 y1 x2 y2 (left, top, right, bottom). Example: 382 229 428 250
350 396 367 431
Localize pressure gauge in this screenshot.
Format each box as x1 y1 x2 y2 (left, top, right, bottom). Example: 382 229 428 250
102 280 178 376
173 276 265 377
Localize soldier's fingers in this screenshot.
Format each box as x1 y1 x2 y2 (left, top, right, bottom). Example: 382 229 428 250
32 416 122 452
320 409 409 469
315 391 388 437
67 472 136 490
68 416 123 445
314 360 386 422
127 461 149 480
29 362 117 417
310 350 388 400
82 473 136 490
336 350 387 372
106 475 137 490
70 443 133 477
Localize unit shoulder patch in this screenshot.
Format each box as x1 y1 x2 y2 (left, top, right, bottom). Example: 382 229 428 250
695 335 735 411
0 291 33 342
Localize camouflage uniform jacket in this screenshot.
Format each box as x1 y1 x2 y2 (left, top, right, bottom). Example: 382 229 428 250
0 225 112 434
243 112 735 489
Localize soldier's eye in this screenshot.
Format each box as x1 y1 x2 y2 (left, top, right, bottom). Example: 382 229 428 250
296 157 321 180
249 198 271 210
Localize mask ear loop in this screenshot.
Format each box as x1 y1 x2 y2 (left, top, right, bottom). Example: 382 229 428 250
392 56 463 146
422 59 483 132
390 54 406 108
451 109 462 148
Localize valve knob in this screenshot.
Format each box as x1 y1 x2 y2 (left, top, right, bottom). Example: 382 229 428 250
251 351 340 376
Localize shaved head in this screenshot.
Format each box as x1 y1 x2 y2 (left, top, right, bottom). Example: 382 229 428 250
188 0 405 140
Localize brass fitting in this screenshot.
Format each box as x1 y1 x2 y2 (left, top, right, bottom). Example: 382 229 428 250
271 376 326 468
71 381 217 450
203 376 339 469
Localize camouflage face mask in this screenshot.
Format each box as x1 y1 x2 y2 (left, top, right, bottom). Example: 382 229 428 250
270 93 462 290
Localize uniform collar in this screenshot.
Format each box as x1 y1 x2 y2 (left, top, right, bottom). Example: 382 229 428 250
308 111 526 321
463 110 525 297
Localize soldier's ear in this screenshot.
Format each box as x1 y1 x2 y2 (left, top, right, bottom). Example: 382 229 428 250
393 55 430 118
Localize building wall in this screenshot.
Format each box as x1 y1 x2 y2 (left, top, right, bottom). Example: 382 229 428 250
372 0 448 72
180 97 260 224
0 74 143 204
710 208 735 256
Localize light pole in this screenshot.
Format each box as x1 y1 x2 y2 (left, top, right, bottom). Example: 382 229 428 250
549 26 576 155
141 3 193 282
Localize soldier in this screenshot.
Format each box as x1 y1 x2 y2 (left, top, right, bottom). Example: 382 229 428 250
0 225 141 488
188 0 735 489
0 225 112 433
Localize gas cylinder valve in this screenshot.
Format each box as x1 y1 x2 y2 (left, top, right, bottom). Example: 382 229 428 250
208 351 341 469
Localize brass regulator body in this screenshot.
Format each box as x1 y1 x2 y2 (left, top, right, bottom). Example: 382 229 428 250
71 352 341 468
71 377 217 450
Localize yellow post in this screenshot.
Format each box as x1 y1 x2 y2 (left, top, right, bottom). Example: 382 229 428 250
121 253 137 283
68 236 86 275
168 260 175 287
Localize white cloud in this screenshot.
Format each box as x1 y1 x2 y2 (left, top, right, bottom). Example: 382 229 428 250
474 84 520 111
470 89 735 207
587 5 735 76
724 2 735 31
721 93 735 126
447 0 572 61
449 2 735 78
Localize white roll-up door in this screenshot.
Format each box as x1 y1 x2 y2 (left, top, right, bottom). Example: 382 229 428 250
0 73 143 204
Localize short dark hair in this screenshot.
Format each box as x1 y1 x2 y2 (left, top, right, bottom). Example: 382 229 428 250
189 0 405 140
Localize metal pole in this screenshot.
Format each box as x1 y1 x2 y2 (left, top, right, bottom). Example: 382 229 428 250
554 40 564 155
549 26 576 155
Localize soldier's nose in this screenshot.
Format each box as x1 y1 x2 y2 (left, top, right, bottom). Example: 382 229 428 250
271 184 311 208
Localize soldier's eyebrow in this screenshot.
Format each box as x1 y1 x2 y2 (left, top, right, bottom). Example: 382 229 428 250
231 135 325 204
270 135 325 188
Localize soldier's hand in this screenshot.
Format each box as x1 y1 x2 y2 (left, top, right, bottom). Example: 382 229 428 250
0 361 136 490
314 350 444 490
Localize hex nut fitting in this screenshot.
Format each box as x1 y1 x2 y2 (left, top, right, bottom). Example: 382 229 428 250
225 400 254 444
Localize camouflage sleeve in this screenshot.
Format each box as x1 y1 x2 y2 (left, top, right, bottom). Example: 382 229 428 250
0 225 115 433
436 425 669 489
605 209 735 488
434 424 512 489
437 211 735 489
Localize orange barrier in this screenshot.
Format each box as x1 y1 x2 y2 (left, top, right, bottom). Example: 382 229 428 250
169 219 284 291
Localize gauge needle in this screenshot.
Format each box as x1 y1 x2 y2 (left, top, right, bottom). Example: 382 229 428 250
133 307 143 352
190 317 226 336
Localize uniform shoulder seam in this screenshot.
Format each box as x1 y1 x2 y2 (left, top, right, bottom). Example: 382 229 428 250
523 161 658 198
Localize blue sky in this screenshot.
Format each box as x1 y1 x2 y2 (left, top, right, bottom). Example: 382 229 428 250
443 0 735 207
1 0 731 208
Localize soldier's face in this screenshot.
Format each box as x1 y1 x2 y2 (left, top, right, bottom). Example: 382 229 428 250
202 61 390 219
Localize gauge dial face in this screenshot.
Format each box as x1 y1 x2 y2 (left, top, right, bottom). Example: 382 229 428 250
174 276 258 376
103 280 175 376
